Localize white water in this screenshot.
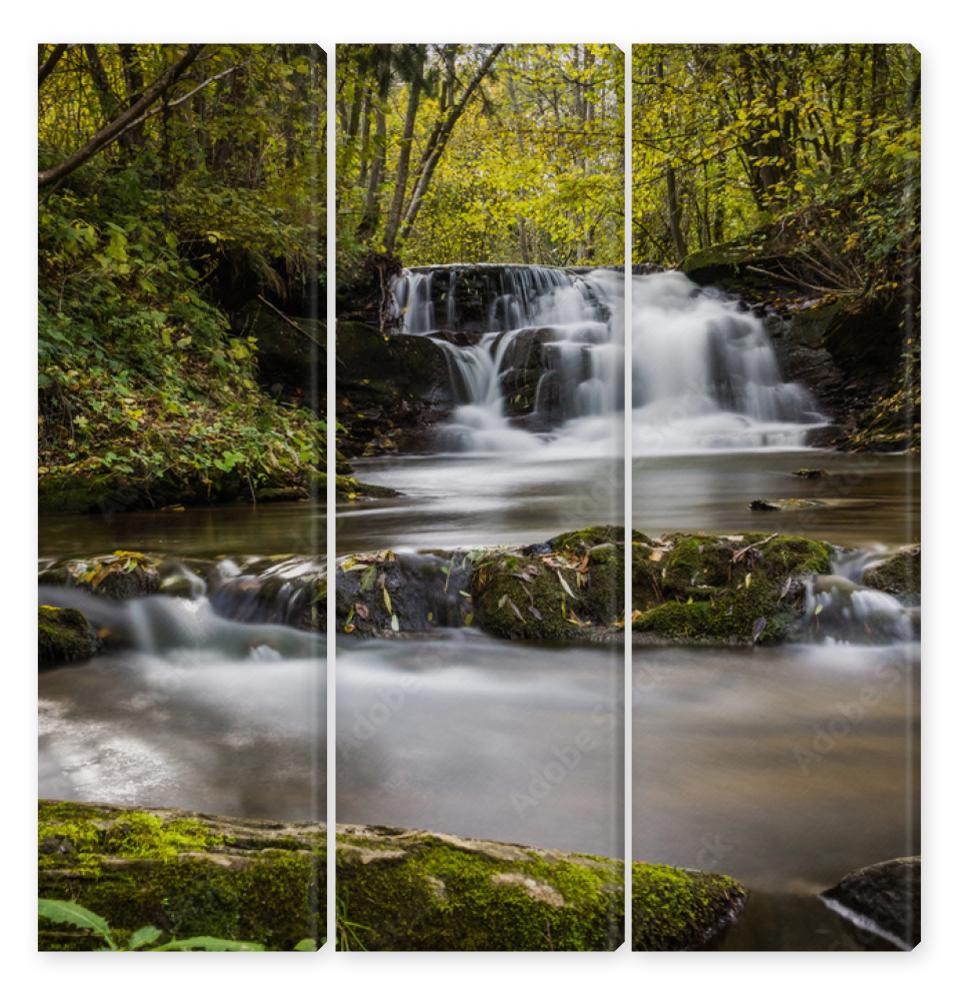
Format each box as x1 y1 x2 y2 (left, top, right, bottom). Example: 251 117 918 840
392 265 824 457
632 271 824 454
393 265 623 456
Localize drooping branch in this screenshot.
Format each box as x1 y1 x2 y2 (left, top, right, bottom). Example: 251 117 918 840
38 44 204 188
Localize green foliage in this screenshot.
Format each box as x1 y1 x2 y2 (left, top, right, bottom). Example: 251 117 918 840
38 45 326 507
38 899 265 951
337 44 622 268
632 44 920 297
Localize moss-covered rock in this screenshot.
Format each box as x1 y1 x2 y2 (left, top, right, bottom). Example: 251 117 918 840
39 801 747 952
862 546 920 602
472 526 625 642
632 861 746 950
336 824 624 951
38 801 324 952
632 531 834 644
38 606 97 666
39 550 161 599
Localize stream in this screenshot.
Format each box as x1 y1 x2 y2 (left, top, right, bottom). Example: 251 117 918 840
38 265 919 949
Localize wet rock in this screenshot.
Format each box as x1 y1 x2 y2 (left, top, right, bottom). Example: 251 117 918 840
336 549 473 636
749 497 827 512
39 551 161 599
632 531 833 645
793 468 828 479
632 861 746 950
38 605 98 667
821 856 920 949
862 546 920 603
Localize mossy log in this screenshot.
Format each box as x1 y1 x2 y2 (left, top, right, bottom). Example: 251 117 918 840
38 801 324 952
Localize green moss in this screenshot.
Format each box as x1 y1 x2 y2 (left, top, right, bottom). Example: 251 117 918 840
632 862 746 950
472 554 580 641
863 546 920 600
336 832 622 951
632 532 833 644
38 605 97 666
37 801 324 952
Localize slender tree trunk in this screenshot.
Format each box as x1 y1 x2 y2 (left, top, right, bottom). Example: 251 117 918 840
358 46 391 241
397 44 504 248
384 47 425 255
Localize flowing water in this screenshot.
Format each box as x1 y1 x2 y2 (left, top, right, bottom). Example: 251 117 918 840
38 572 326 821
38 263 918 948
336 634 622 859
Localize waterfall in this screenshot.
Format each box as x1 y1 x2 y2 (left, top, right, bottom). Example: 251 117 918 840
632 271 824 453
391 264 823 456
392 264 623 454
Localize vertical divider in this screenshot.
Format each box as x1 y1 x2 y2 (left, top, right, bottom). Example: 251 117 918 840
325 43 337 954
622 41 633 953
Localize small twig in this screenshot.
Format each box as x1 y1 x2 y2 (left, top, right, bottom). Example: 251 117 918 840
732 532 778 563
256 294 324 349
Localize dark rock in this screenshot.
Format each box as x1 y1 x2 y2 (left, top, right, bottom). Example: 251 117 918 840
862 546 921 602
335 321 453 457
821 856 920 949
234 300 324 412
337 550 473 636
38 606 97 666
749 498 827 512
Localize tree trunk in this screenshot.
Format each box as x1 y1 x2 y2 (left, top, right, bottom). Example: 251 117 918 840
397 44 504 248
384 47 425 255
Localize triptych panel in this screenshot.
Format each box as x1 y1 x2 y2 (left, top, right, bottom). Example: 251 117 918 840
36 41 919 953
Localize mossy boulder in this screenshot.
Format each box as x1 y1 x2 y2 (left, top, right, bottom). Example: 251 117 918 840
632 531 834 644
862 546 920 602
38 606 97 666
471 526 625 642
39 550 161 599
336 824 624 950
632 861 747 950
38 801 324 952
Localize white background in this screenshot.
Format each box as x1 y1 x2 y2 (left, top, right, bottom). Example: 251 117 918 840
2 2 956 995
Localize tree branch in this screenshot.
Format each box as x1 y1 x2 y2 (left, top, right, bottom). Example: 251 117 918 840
38 44 68 88
38 44 204 188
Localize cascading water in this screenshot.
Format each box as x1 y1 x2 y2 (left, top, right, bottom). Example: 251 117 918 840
391 264 824 456
632 271 825 453
392 264 624 454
